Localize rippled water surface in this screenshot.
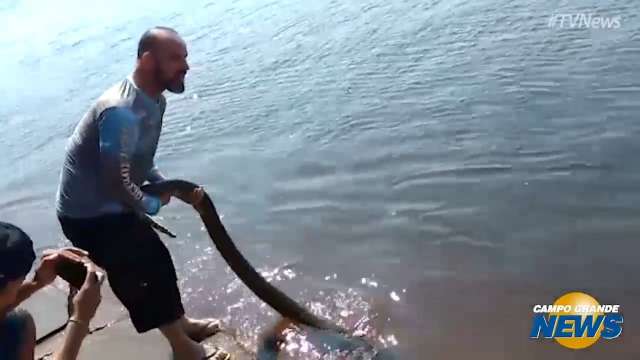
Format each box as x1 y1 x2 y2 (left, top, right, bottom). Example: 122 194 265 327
1 0 640 358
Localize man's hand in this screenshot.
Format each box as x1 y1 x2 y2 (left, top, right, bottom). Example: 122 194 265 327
53 262 102 360
156 187 204 207
182 187 205 206
33 247 88 289
159 193 171 206
72 262 103 324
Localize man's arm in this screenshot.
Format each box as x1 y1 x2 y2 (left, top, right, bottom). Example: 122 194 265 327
9 248 89 311
98 107 162 215
53 264 102 360
53 321 89 360
11 280 42 309
3 280 42 315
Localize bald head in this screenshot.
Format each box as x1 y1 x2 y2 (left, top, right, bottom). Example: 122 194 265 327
137 26 180 59
136 26 189 94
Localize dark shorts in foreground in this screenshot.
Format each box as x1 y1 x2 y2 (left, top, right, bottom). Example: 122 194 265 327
58 213 184 333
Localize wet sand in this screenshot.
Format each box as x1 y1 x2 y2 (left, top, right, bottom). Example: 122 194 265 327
30 282 252 360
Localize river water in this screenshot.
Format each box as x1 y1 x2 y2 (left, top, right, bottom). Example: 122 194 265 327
1 0 639 358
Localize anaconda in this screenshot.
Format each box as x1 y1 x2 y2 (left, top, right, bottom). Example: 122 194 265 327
140 179 345 333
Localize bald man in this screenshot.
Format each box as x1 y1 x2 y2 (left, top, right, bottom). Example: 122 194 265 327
55 27 220 360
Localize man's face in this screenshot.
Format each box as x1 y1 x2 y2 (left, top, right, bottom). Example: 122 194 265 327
150 36 190 94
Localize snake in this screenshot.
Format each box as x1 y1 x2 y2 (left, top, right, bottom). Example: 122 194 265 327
140 179 346 334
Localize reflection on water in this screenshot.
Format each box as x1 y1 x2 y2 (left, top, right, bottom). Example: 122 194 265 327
179 258 398 358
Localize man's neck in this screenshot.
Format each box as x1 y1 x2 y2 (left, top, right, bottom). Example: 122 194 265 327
132 70 163 100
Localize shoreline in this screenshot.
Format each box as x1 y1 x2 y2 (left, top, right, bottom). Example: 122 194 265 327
26 275 640 359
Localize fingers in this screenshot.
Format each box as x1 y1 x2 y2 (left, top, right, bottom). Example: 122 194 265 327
62 247 89 257
42 249 57 257
41 247 88 262
95 271 105 286
40 252 59 261
60 251 85 264
174 186 205 205
74 262 103 323
192 187 205 204
80 263 100 290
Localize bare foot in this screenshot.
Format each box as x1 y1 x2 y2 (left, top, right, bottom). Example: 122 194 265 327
172 339 206 360
203 344 232 360
182 317 222 342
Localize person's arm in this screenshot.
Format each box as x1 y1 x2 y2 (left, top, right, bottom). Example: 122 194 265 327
54 321 88 360
98 107 162 215
10 248 88 310
11 281 42 309
53 264 102 360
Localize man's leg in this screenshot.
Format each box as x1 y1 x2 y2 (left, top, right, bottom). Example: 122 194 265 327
160 319 206 360
59 214 220 354
117 240 219 359
181 317 221 342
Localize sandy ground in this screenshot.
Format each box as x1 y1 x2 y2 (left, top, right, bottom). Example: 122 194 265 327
29 282 252 360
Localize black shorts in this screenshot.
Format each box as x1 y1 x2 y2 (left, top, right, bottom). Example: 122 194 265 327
58 213 185 333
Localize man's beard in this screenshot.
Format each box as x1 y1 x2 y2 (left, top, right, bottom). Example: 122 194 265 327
155 66 185 94
166 79 185 94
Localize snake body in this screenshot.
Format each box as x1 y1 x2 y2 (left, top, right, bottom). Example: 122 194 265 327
140 179 344 333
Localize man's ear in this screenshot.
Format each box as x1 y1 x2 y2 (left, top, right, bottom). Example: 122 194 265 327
139 51 155 69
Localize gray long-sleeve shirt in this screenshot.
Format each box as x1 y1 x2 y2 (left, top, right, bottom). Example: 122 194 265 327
56 77 166 218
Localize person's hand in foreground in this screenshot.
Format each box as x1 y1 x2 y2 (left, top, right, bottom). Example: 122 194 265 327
54 262 103 360
71 262 102 324
32 247 88 289
12 247 89 308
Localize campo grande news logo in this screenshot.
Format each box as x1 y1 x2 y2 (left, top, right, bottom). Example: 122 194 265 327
530 292 623 349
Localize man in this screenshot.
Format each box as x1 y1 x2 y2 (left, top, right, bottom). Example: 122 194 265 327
0 222 102 360
56 27 219 360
